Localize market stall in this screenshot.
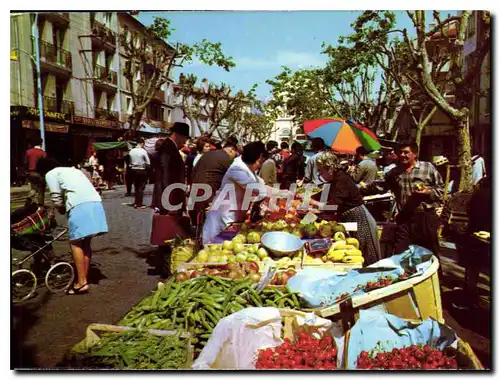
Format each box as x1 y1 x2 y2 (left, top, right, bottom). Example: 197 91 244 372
68 184 484 371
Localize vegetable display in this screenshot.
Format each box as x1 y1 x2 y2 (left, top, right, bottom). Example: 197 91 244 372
119 276 302 355
356 345 459 370
255 332 338 370
75 330 190 369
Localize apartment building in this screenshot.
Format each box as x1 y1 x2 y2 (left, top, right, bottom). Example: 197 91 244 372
10 12 174 167
463 11 491 167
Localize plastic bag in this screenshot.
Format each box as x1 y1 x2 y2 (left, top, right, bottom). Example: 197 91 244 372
287 245 434 308
192 307 343 370
345 310 457 369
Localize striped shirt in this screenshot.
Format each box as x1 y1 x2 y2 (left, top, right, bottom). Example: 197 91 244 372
385 161 444 211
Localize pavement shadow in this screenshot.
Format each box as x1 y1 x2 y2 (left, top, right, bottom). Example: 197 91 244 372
12 291 53 369
124 245 162 277
87 262 107 285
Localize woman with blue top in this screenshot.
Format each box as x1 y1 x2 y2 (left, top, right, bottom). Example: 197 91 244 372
36 158 108 295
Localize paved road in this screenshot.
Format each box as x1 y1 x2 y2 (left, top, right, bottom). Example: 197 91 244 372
11 185 491 369
12 185 162 368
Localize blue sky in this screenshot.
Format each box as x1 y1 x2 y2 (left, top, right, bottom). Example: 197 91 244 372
138 11 457 100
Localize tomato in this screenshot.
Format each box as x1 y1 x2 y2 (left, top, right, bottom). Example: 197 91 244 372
360 350 369 359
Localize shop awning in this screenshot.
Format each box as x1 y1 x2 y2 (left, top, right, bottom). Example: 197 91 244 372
92 141 135 151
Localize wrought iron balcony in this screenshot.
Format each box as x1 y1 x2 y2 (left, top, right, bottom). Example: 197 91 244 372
34 38 72 71
42 95 74 115
93 65 118 86
91 20 116 49
95 107 119 120
40 12 70 27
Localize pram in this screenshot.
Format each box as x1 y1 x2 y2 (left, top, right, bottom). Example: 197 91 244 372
11 202 75 303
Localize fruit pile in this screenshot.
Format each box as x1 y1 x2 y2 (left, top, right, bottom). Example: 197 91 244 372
269 268 297 286
304 236 363 265
192 234 269 264
175 262 261 283
170 239 195 273
255 332 338 370
355 273 409 292
356 345 458 370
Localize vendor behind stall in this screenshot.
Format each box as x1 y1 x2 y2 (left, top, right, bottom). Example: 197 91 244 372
202 142 266 244
308 151 381 265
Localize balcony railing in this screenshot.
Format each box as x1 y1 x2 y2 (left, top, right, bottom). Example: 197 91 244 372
95 107 119 121
34 38 72 70
91 20 116 47
42 95 74 115
93 65 118 86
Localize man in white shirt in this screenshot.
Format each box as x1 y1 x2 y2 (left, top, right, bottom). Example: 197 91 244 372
303 137 327 186
128 138 151 209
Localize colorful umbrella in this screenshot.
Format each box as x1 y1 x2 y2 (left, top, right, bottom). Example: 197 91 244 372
303 118 381 154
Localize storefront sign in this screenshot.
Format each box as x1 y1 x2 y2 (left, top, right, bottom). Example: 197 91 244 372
72 115 119 129
22 120 69 134
26 107 70 122
71 126 117 138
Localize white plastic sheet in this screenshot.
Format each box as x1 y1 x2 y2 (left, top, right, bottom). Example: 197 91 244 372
192 307 343 370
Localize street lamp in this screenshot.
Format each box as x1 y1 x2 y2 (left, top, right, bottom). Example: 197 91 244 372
11 13 46 151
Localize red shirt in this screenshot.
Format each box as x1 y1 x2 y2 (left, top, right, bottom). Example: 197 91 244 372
25 147 46 171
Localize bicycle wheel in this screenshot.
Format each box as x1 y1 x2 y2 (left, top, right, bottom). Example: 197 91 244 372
45 262 74 293
12 269 37 303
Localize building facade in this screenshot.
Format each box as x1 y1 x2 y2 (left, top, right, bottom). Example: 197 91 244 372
10 12 174 168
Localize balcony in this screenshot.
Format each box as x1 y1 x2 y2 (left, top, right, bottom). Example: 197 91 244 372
40 12 70 28
151 89 166 104
93 64 118 92
41 95 74 115
34 38 72 76
95 107 119 121
91 20 116 52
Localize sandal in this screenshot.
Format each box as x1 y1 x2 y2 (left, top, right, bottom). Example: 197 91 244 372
66 283 89 295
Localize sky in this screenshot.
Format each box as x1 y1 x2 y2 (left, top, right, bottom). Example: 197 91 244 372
137 11 458 100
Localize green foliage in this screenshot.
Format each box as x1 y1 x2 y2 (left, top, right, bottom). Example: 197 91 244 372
120 16 236 131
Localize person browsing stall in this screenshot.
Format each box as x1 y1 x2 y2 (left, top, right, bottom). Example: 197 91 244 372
36 158 108 295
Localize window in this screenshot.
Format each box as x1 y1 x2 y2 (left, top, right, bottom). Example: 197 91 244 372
150 104 164 121
126 96 132 114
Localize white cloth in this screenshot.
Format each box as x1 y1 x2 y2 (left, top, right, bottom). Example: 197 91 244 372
383 163 396 176
128 147 151 170
88 155 99 168
202 157 260 244
472 155 486 185
45 167 102 211
193 154 203 169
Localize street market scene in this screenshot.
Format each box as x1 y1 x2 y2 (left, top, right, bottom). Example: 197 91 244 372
10 10 491 371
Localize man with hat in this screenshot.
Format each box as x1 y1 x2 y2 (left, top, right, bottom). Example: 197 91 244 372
153 122 191 212
153 122 190 278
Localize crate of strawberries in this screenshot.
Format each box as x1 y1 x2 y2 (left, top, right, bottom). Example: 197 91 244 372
254 309 340 370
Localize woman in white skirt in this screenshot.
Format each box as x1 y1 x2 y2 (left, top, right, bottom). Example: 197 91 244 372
36 158 108 295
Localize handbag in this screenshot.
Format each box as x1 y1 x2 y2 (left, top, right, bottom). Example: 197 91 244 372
11 210 50 235
150 213 191 245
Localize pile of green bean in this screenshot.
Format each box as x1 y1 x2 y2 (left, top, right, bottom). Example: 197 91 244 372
76 330 190 369
119 276 302 355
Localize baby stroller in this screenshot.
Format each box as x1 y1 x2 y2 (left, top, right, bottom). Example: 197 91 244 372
11 201 75 303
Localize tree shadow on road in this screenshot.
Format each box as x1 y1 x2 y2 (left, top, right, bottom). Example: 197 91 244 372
12 291 53 369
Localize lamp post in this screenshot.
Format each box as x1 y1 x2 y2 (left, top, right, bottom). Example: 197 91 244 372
11 13 46 151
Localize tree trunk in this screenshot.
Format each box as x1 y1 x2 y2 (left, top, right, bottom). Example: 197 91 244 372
415 125 423 151
456 117 473 192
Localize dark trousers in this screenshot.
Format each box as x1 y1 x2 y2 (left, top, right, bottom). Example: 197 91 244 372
27 171 46 206
394 210 440 258
125 171 133 195
131 169 148 207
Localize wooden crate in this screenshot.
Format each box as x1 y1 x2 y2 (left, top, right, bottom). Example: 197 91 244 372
306 256 444 326
71 323 193 369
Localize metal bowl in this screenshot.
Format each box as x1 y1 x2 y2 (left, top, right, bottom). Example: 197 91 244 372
261 232 305 257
